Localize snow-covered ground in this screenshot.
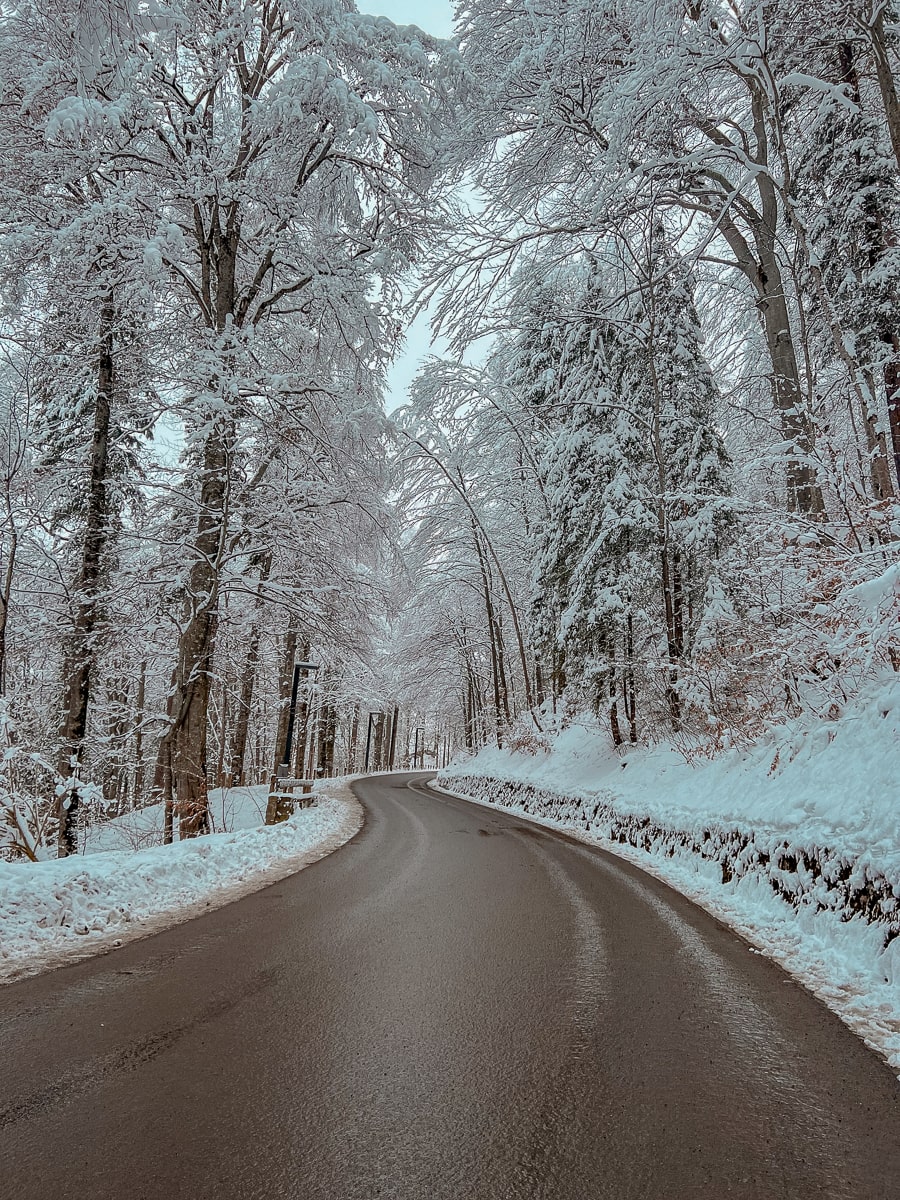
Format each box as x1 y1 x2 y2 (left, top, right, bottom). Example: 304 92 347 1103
437 678 900 1074
0 781 362 983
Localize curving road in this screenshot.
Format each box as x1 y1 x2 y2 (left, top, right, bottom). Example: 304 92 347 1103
1 773 899 1199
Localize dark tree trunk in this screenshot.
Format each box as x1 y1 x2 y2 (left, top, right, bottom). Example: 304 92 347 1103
303 697 320 781
387 704 399 770
347 703 360 773
884 347 900 492
863 28 900 489
265 628 298 825
609 697 623 747
214 680 228 791
372 712 385 771
150 676 178 843
661 547 683 729
272 629 297 769
834 42 897 499
380 707 392 772
464 674 475 750
494 610 512 723
171 422 231 839
472 521 504 746
102 676 130 812
229 555 271 785
56 298 115 857
625 615 638 744
317 697 337 778
753 237 824 517
869 10 900 177
171 196 243 838
0 480 18 696
229 641 258 786
709 88 824 517
132 660 147 807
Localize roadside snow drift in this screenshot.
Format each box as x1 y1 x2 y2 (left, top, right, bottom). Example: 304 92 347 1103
437 681 900 1073
0 782 362 983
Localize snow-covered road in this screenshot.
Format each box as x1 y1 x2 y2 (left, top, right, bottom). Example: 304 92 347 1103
1 773 898 1200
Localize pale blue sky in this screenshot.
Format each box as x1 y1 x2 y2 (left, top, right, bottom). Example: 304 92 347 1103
357 0 455 38
358 0 456 411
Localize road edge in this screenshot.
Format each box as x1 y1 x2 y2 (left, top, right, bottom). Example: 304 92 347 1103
430 776 900 1078
0 784 364 986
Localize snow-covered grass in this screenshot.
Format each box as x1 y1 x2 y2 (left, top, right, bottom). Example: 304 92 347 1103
0 781 362 983
80 781 276 854
437 678 900 1074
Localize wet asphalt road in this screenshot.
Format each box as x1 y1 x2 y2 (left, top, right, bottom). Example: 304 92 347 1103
1 772 899 1199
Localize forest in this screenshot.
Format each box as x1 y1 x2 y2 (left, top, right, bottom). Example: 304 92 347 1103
0 0 898 860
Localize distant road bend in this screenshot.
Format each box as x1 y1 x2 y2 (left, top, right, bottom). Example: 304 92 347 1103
1 772 899 1199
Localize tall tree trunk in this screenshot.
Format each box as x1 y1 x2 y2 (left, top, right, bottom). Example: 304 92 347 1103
162 745 174 846
347 703 360 773
305 698 320 780
171 199 242 838
102 676 130 812
265 628 298 825
660 548 683 729
534 660 545 709
465 676 480 748
707 86 824 517
387 704 399 770
372 712 385 771
882 357 900 490
151 676 177 843
380 707 393 773
133 659 146 807
609 692 623 748
869 8 900 174
0 478 18 696
716 207 824 515
272 628 298 771
865 19 900 487
214 680 228 791
56 297 115 857
625 614 638 744
172 422 231 839
647 331 683 731
471 520 504 745
228 555 271 785
829 44 897 500
317 694 337 777
494 610 512 723
756 253 824 516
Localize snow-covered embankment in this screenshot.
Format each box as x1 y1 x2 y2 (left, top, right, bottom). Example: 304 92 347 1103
436 683 900 1072
0 781 362 983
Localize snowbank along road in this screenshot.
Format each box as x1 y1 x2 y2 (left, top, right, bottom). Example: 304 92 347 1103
1 772 899 1199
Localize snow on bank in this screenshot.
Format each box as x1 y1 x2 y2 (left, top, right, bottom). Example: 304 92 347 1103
437 680 900 1073
0 781 362 983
